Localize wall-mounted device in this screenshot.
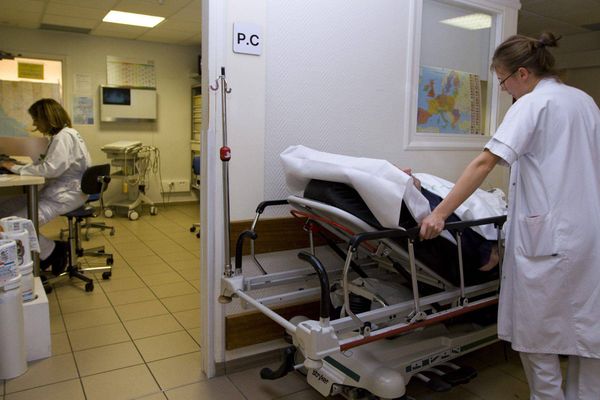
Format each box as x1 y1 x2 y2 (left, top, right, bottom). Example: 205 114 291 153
100 86 157 122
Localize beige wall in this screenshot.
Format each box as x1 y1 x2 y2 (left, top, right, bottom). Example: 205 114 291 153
1 25 200 205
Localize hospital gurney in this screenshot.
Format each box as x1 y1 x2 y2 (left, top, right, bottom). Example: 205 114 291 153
221 180 506 399
101 141 158 220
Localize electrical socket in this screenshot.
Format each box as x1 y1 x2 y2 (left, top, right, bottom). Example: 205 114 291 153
162 179 190 192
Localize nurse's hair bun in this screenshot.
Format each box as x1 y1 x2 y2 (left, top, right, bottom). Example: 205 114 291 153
535 32 561 49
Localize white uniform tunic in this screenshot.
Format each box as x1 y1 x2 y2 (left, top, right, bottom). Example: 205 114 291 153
1 127 91 258
486 78 600 358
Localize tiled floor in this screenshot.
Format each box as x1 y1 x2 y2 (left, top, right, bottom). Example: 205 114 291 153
0 204 535 400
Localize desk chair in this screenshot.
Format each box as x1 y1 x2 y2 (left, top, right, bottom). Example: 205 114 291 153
190 155 201 238
46 164 114 293
60 191 116 241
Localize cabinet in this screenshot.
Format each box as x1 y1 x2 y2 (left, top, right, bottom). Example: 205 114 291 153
191 84 202 190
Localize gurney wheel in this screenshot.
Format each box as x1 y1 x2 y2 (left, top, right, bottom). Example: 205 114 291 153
128 210 139 221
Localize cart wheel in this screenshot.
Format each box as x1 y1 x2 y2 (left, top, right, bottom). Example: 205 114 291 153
85 282 94 292
102 271 112 280
150 206 158 215
109 227 115 236
128 210 139 221
104 208 114 218
107 257 114 265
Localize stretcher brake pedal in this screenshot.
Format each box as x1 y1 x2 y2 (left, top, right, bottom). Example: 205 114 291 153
439 365 477 385
414 372 452 392
260 346 296 380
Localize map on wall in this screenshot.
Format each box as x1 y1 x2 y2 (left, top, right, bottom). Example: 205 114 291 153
417 66 482 135
0 80 61 137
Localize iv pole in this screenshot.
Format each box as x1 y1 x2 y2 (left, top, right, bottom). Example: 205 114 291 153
210 67 234 277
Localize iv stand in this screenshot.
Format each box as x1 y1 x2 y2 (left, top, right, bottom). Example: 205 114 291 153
210 67 234 277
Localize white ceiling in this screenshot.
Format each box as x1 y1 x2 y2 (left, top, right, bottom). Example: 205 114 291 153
0 0 598 49
0 0 201 46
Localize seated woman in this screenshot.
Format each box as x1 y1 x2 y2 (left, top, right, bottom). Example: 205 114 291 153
0 98 92 276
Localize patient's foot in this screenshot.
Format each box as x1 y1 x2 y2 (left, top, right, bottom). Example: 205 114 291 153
479 245 499 272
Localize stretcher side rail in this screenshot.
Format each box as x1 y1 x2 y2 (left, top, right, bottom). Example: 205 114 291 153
348 215 507 250
234 199 289 275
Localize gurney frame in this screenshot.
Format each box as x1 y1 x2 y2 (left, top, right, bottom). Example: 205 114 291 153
220 196 506 399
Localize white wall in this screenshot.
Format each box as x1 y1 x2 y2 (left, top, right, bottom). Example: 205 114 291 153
0 26 200 204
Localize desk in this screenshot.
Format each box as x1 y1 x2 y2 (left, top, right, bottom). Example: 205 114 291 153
0 157 45 276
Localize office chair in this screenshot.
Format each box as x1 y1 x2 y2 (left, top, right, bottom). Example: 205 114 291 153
45 164 114 293
60 189 115 241
190 155 201 238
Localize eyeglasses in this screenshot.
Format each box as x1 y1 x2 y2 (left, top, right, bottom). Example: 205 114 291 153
498 68 519 88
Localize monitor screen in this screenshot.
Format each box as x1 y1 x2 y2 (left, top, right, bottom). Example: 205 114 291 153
102 87 131 106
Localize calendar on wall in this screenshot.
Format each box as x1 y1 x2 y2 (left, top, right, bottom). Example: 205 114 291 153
106 56 156 88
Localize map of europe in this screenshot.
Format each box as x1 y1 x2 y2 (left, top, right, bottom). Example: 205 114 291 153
417 66 481 135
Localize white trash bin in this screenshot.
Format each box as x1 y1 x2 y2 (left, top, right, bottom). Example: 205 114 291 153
0 240 27 380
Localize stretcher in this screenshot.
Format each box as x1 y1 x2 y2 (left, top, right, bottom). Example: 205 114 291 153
220 179 506 399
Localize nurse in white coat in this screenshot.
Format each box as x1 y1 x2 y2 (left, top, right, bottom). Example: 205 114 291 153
0 98 92 275
420 32 600 399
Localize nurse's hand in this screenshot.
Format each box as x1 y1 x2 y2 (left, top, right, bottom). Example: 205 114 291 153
419 212 445 240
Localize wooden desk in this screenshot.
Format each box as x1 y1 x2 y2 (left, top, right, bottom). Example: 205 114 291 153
0 157 45 276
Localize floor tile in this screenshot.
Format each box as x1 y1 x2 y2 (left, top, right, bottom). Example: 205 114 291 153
74 341 143 376
140 271 185 286
49 313 65 334
81 364 160 400
5 354 78 394
227 364 311 400
4 379 85 400
147 352 204 389
150 281 197 298
124 314 184 339
164 377 246 400
130 263 174 275
51 332 72 356
186 327 202 346
62 307 120 331
105 287 157 306
135 331 199 362
68 322 130 351
114 299 169 321
174 267 199 282
59 292 111 314
172 309 201 330
98 275 146 292
277 388 334 400
160 293 200 313
459 365 530 399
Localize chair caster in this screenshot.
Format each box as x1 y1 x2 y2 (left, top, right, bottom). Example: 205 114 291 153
85 282 94 292
102 271 112 280
196 232 200 238
190 226 196 233
150 206 158 215
104 208 114 218
109 227 115 236
128 210 139 220
107 257 114 265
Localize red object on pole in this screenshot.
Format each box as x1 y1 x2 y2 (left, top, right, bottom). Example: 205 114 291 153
220 146 231 161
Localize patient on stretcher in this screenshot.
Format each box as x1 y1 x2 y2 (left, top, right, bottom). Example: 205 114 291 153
303 178 500 286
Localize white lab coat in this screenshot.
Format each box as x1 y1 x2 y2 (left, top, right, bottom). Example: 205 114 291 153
1 127 91 258
486 78 600 358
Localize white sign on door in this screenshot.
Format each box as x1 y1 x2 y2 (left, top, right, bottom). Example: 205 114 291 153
233 22 262 56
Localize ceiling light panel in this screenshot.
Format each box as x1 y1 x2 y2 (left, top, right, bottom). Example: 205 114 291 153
441 13 492 30
103 10 164 28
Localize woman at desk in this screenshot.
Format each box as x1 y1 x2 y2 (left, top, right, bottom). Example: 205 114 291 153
0 98 91 276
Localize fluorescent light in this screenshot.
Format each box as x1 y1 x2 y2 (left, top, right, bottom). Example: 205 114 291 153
103 10 164 28
440 13 491 30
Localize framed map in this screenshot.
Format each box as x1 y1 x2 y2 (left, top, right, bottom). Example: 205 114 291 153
416 65 481 135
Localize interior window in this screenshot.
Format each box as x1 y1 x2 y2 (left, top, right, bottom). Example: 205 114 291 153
0 56 63 137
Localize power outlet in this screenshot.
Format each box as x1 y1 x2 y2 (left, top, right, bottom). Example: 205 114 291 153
162 179 190 192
